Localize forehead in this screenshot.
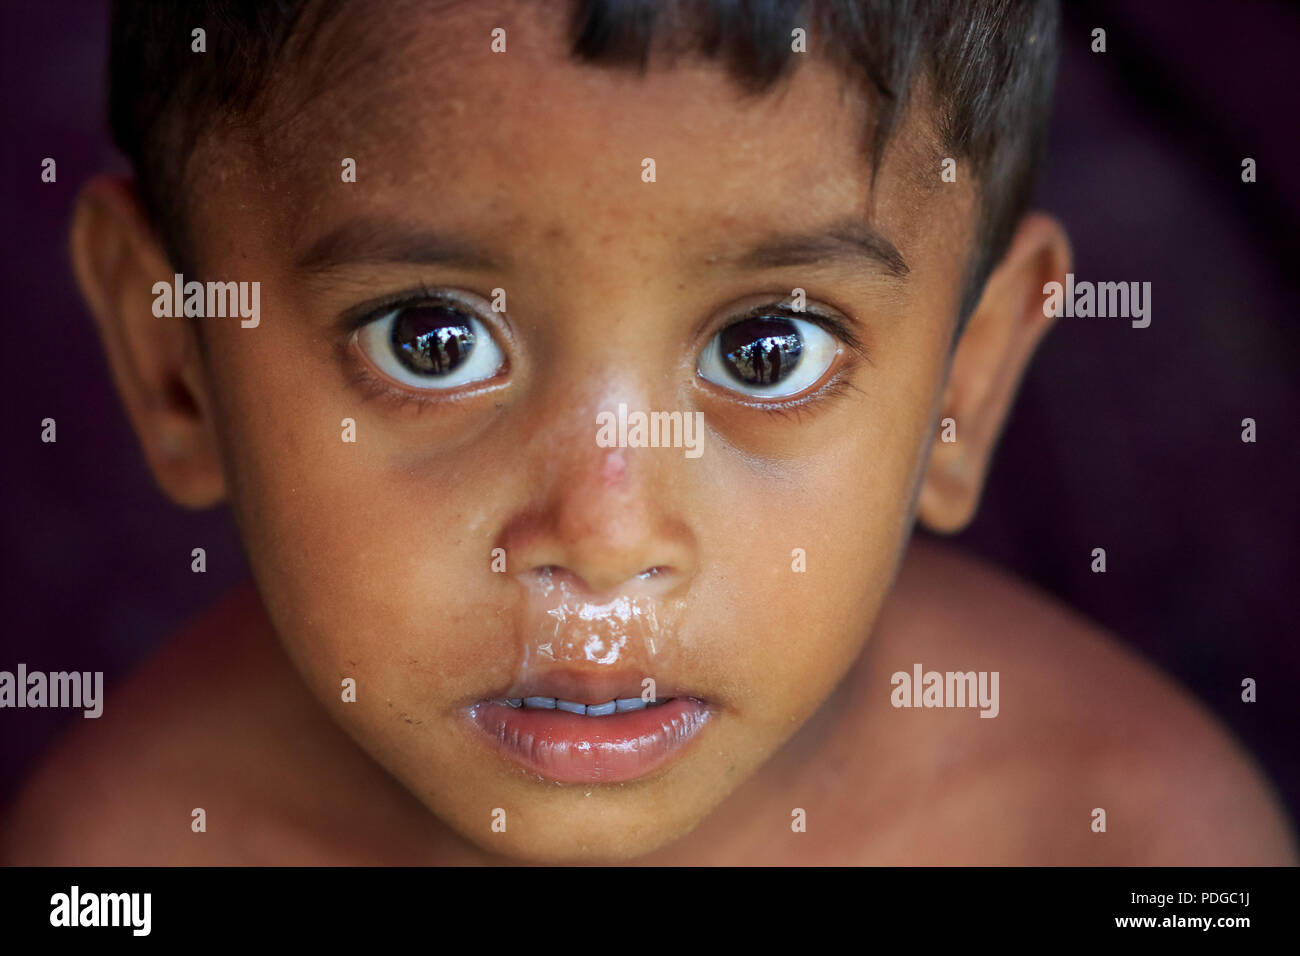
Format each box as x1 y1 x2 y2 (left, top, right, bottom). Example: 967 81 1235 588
205 0 961 280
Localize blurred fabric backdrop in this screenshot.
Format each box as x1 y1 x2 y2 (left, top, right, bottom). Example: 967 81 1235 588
3 1 1297 832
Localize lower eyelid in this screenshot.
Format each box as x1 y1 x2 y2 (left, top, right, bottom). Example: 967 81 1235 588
759 376 858 417
707 378 859 426
339 332 504 411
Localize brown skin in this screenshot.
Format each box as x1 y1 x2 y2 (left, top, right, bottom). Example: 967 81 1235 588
5 541 1294 864
4 4 1294 864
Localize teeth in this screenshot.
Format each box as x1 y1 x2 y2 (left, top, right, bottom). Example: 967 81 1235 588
497 696 676 714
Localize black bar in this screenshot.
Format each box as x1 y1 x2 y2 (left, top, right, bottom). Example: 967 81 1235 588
0 866 1293 943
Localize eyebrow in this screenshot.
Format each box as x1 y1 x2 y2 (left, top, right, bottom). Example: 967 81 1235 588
296 218 509 273
296 214 908 279
718 216 909 278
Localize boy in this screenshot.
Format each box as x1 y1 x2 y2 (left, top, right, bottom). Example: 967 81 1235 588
3 0 1294 864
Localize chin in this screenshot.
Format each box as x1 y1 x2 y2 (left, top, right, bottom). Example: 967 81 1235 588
485 825 688 865
438 788 711 865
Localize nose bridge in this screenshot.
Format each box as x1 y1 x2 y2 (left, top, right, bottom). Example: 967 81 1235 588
500 382 699 596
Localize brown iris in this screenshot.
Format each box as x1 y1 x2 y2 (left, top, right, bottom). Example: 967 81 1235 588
391 305 476 376
719 316 803 386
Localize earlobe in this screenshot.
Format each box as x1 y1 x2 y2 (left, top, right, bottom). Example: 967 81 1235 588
70 175 227 509
917 212 1072 534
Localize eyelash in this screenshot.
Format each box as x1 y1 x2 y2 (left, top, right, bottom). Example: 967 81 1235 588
731 302 867 360
720 377 864 424
341 360 449 415
335 288 868 412
337 282 468 334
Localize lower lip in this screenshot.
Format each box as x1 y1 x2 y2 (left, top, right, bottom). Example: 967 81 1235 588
468 698 713 784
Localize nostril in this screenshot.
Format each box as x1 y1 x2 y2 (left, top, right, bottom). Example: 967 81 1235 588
632 566 685 597
526 565 584 595
525 564 675 597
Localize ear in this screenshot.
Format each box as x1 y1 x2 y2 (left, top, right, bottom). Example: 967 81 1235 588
917 212 1071 533
70 175 226 508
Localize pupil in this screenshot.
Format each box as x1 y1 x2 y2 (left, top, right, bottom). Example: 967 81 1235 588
720 317 803 386
391 306 475 375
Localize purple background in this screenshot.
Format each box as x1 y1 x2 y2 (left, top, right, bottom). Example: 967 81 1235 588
2 1 1297 834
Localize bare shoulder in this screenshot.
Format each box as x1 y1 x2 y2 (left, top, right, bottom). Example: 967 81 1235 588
854 536 1297 864
0 585 380 865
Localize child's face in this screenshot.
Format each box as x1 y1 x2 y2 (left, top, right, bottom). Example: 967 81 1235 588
172 5 976 860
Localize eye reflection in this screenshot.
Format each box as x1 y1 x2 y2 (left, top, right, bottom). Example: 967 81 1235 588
392 305 475 376
719 317 803 386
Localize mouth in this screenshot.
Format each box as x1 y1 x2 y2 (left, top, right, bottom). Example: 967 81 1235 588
466 679 714 784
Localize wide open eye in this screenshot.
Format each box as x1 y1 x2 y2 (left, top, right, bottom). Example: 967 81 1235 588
356 300 505 390
697 312 839 399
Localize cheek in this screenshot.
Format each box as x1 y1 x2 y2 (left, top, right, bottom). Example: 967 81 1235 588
203 327 515 718
198 282 940 800
691 427 921 740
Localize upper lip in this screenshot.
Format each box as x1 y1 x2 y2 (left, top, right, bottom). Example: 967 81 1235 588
480 668 702 706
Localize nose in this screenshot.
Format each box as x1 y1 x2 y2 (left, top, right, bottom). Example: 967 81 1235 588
499 442 698 598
